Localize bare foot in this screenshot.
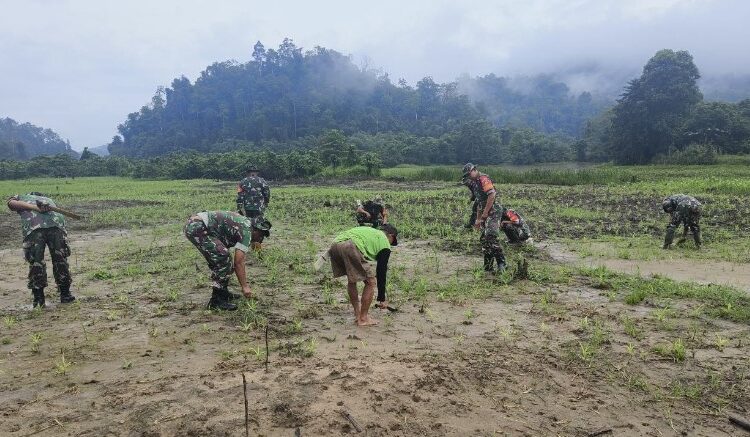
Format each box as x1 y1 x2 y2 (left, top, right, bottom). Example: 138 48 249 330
357 317 378 326
375 301 389 310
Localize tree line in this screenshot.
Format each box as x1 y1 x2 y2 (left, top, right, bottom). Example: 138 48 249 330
3 42 749 170
108 39 601 160
0 122 575 180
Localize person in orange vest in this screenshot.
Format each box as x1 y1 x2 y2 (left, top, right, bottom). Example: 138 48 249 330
500 208 532 244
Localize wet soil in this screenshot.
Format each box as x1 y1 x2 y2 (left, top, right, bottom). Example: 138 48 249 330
541 241 750 293
0 229 748 436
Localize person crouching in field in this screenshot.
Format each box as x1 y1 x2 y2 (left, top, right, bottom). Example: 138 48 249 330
7 193 76 307
184 211 271 311
327 224 398 326
356 196 388 228
662 194 702 249
501 208 532 244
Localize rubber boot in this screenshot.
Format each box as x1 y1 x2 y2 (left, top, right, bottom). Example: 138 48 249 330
483 254 495 272
495 254 507 273
59 285 76 304
207 287 237 311
226 289 242 301
32 288 45 308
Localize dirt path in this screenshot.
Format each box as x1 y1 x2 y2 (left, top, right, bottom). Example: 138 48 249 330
539 241 750 292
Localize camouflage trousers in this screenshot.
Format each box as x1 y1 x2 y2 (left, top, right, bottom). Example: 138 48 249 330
665 211 701 247
480 214 505 258
23 227 72 290
184 218 232 289
502 222 531 243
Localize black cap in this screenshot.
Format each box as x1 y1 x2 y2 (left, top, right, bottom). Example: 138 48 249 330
380 223 399 246
246 165 259 173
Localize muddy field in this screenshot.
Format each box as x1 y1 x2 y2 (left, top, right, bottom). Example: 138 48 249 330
1 177 750 436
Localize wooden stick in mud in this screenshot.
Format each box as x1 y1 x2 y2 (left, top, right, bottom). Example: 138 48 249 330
587 428 612 437
729 414 750 432
10 200 83 220
340 410 363 433
264 323 269 372
242 373 249 437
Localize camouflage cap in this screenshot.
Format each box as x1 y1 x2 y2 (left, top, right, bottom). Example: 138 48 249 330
246 165 260 173
462 163 476 176
373 195 384 206
251 217 272 236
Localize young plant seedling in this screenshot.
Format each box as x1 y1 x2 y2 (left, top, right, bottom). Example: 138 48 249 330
55 352 73 375
29 333 43 354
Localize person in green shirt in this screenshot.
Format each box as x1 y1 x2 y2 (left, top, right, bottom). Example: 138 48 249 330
327 224 398 326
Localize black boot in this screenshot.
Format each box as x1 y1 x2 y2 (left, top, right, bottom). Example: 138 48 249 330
59 285 76 304
495 254 507 273
226 289 242 301
207 287 237 311
483 254 495 272
31 288 45 308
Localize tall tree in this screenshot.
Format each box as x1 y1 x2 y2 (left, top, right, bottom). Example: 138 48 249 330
610 49 702 164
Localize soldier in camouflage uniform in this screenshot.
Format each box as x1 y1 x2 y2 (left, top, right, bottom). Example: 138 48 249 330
7 192 76 307
500 208 531 244
184 211 271 311
236 166 271 251
464 163 506 273
236 166 270 219
662 194 702 249
355 196 389 228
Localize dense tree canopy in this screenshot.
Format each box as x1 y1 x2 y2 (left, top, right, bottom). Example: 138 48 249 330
111 39 481 157
0 117 77 160
610 49 703 164
109 39 606 162
580 50 750 164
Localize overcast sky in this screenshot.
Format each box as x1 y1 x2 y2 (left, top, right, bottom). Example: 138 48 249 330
1 0 748 150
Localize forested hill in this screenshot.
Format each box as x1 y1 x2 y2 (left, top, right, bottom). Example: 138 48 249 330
109 39 604 158
0 118 78 160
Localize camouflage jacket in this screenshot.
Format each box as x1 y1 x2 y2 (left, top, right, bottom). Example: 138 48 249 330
236 176 270 213
666 194 702 220
471 173 502 216
196 211 253 253
8 194 66 239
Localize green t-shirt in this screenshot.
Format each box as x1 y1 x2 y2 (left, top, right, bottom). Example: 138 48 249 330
8 194 66 239
334 226 391 261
